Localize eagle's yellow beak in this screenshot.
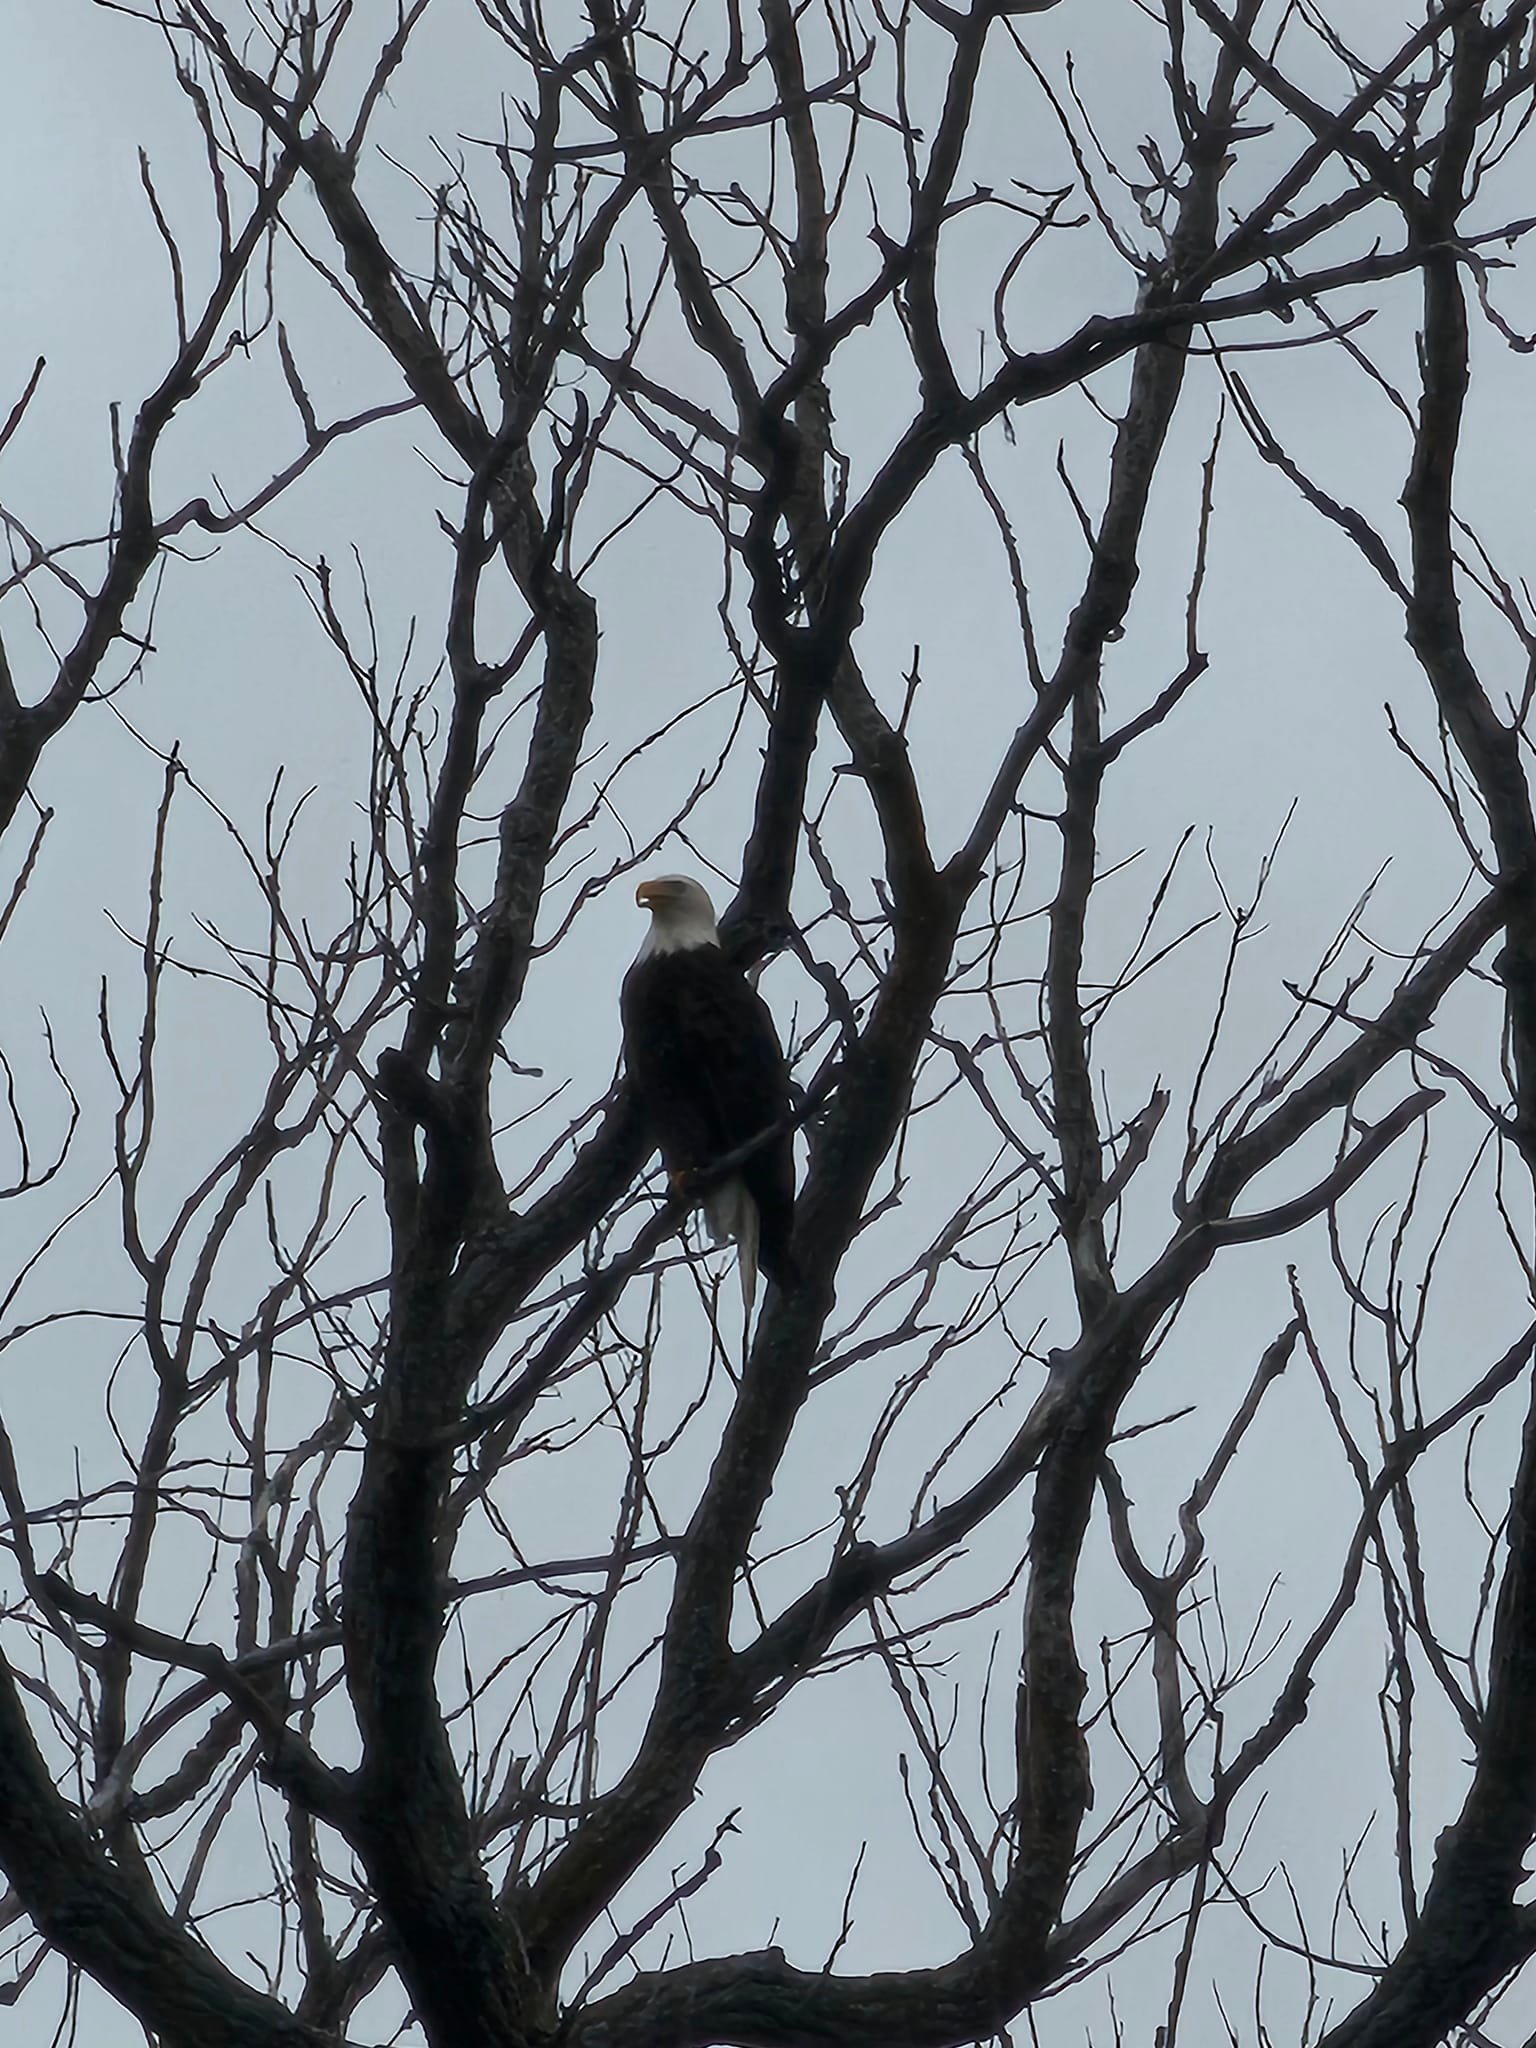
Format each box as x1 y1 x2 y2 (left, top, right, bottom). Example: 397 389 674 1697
635 880 660 909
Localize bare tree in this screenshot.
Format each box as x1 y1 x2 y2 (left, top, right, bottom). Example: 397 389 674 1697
3 2 1536 2042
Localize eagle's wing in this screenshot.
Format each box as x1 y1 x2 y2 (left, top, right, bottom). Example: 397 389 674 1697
621 947 797 1288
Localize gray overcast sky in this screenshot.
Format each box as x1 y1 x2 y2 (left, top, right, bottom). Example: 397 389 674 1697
3 3 1536 2043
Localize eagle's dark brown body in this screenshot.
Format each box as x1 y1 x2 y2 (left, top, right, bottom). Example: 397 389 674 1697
621 940 797 1292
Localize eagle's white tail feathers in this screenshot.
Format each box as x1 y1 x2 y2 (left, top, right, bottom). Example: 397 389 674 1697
703 1175 759 1315
736 1196 759 1316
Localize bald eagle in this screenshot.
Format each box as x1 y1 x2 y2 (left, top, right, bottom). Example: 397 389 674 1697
621 876 797 1307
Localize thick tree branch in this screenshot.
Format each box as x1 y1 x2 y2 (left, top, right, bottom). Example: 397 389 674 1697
0 1654 335 2048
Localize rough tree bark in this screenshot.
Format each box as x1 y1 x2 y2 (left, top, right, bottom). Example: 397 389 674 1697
1 3 1535 2044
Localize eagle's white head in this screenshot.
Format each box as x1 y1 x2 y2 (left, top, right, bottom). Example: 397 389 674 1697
635 874 722 957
